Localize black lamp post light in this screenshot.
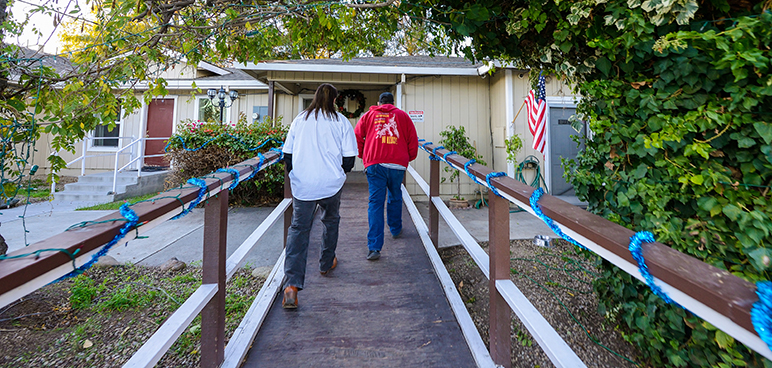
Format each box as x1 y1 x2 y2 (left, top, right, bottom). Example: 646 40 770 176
207 86 239 125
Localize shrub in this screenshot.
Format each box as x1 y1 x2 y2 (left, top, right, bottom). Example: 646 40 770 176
566 10 772 368
164 114 287 206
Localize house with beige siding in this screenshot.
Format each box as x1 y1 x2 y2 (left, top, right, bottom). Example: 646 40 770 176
237 57 582 200
37 56 582 202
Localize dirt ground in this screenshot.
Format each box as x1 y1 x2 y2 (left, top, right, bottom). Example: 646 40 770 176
0 265 264 368
440 239 642 368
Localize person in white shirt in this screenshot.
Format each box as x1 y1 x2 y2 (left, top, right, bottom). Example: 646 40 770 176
280 83 358 309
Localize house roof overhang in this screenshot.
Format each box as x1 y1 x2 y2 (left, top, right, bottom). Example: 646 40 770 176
122 79 268 91
239 62 482 76
236 56 487 80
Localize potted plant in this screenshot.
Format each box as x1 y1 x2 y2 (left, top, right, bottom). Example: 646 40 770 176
504 134 523 165
438 125 486 208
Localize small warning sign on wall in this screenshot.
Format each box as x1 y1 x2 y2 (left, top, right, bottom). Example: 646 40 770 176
408 110 424 123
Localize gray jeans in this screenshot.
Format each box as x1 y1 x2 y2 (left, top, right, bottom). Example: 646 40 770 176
283 189 342 290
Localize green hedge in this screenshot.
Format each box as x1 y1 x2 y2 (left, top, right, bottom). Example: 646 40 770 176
566 10 772 368
164 116 287 206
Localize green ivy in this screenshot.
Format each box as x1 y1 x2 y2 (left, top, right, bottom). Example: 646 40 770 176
400 0 772 366
568 8 772 368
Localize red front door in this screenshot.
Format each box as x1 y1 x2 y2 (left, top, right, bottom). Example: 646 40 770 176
145 99 174 167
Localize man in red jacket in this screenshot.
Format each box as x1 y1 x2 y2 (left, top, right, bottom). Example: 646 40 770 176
354 92 418 260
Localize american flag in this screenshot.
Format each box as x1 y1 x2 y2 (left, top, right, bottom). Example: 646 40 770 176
525 73 547 154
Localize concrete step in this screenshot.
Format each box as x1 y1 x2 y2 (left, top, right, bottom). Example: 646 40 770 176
64 182 131 193
76 174 140 185
54 170 169 204
54 191 115 203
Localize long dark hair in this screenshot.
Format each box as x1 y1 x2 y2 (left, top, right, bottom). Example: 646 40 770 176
304 83 339 120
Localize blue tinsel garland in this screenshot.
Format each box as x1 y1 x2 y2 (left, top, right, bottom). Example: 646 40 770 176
55 203 139 281
215 168 240 191
171 177 208 220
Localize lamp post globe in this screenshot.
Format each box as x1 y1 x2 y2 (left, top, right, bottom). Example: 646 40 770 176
206 86 238 125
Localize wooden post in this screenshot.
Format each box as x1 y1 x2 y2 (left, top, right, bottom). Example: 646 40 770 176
267 81 275 125
488 190 511 368
284 164 292 247
201 191 228 367
429 158 440 248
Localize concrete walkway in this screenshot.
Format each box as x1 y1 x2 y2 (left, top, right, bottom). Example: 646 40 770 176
0 192 557 270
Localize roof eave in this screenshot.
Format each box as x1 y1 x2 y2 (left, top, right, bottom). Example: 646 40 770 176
121 79 268 90
236 62 481 76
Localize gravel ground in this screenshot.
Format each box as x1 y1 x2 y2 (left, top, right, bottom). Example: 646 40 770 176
440 238 641 368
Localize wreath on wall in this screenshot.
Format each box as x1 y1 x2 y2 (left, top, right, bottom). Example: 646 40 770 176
335 89 366 118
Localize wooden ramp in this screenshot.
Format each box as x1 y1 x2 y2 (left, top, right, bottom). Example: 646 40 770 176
241 180 477 367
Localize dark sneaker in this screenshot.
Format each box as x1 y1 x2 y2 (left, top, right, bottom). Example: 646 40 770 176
366 250 381 261
392 229 403 239
320 257 337 275
282 286 298 309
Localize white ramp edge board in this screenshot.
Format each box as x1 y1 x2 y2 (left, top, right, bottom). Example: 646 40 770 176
122 284 218 368
496 280 587 368
401 184 498 368
225 198 291 280
417 161 772 361
409 165 587 367
408 164 491 278
222 251 286 368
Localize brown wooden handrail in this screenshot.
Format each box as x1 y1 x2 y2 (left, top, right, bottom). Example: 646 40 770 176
0 151 280 305
418 142 761 359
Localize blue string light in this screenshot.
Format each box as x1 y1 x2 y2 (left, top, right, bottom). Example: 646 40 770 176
54 203 139 282
164 135 283 153
529 188 588 250
418 140 441 160
269 147 284 161
432 145 445 157
215 168 240 190
463 159 484 186
242 153 265 182
629 231 681 307
171 178 208 220
485 172 507 198
164 135 218 152
226 135 282 151
751 281 772 352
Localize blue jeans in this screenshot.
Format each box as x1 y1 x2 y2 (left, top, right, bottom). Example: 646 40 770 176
284 189 341 290
365 164 405 252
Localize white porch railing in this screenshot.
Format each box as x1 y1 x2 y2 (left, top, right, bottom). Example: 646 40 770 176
51 136 171 197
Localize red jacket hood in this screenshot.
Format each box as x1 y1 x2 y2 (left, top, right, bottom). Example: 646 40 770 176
369 104 399 113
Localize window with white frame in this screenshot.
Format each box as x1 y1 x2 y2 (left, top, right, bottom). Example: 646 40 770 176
93 102 121 148
198 97 219 123
298 94 314 115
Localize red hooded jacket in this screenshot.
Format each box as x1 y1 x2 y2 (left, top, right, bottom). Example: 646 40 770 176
354 104 418 168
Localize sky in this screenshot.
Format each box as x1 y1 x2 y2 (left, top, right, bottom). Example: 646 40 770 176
8 0 72 54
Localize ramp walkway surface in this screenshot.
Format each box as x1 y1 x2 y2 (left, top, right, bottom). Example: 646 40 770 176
242 180 477 367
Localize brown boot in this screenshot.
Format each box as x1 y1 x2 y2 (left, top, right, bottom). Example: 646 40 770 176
320 257 337 276
282 286 298 309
